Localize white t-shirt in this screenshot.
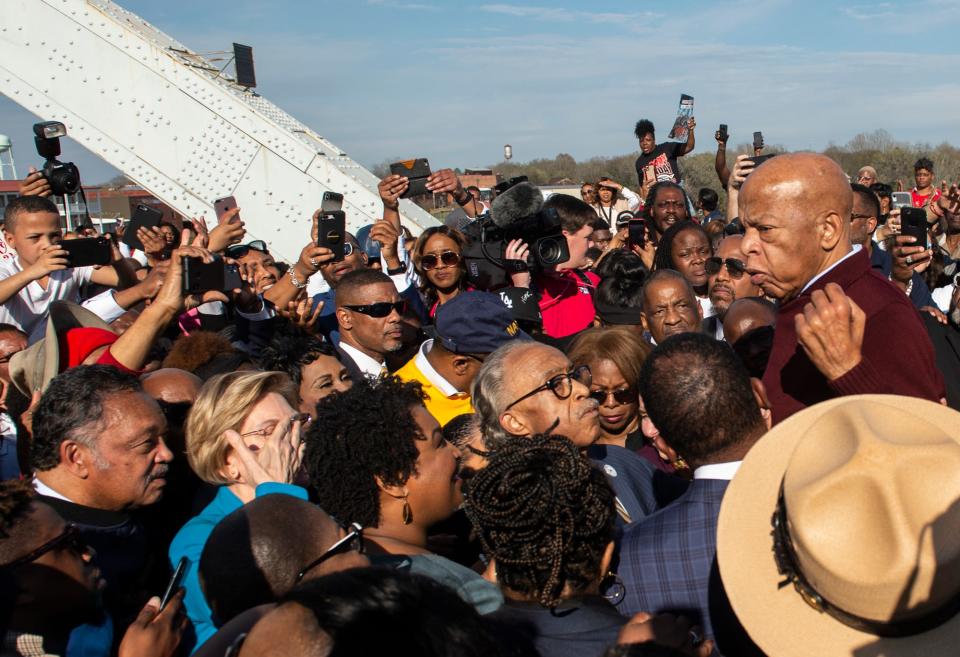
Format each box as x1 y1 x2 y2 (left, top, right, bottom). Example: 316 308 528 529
0 258 94 342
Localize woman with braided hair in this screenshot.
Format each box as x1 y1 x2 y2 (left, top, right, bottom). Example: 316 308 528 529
464 435 624 657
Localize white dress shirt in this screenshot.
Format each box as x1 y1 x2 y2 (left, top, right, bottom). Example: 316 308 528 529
339 341 385 379
800 244 861 295
693 460 742 481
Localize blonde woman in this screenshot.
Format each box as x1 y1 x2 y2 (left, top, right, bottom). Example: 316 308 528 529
168 371 307 651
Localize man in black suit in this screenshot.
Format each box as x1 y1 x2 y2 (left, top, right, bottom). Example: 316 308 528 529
615 333 770 649
334 269 407 380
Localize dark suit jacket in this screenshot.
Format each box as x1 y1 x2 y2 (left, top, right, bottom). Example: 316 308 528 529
335 344 366 382
491 597 627 657
615 478 728 638
701 315 722 340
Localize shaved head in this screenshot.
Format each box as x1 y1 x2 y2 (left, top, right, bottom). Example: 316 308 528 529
738 153 853 301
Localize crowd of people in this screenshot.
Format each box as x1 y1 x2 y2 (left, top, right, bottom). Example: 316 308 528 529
0 111 959 657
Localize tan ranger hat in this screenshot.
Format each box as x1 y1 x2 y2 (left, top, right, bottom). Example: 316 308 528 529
717 395 960 657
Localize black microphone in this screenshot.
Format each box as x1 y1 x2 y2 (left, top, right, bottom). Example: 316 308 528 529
490 182 544 229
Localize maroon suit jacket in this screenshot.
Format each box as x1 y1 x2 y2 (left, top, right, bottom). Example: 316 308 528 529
764 249 945 424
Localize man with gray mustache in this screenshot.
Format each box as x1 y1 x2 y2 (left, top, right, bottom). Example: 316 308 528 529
29 365 175 649
471 341 680 525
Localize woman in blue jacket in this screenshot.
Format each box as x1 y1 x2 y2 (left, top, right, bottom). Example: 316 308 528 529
169 371 308 652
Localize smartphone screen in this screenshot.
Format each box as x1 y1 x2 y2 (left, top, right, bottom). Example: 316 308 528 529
214 196 239 224
718 124 728 141
891 192 912 209
160 557 187 611
752 131 764 150
628 219 645 250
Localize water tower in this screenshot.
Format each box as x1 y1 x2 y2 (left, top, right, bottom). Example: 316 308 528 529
0 135 17 181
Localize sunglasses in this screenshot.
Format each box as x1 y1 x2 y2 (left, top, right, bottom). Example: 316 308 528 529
225 240 268 259
3 524 88 569
589 388 636 405
342 300 407 318
296 523 364 582
705 256 748 279
420 251 461 271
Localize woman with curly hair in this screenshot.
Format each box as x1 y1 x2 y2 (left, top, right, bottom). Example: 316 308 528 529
411 226 471 318
464 435 623 657
652 219 714 318
303 376 502 614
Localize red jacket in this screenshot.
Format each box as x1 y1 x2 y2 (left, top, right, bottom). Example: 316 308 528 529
764 249 945 425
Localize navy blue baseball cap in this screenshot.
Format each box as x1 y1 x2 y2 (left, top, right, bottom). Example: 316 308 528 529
434 291 530 354
354 224 382 260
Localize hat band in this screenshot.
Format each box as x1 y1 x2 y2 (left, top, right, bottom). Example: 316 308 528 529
771 483 960 638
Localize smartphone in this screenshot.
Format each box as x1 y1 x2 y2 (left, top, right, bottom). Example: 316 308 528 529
753 131 764 151
61 237 112 268
321 191 343 213
892 192 912 209
214 196 239 224
900 207 928 250
121 204 162 252
718 124 728 142
316 211 346 261
182 256 243 294
390 158 432 198
628 219 646 250
747 153 777 169
160 557 187 611
642 164 656 186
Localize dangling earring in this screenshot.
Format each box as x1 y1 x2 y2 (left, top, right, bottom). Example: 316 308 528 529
401 491 413 525
601 571 626 605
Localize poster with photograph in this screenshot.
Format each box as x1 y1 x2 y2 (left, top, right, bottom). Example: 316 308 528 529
668 94 694 142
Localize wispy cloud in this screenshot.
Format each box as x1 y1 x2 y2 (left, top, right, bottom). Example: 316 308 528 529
843 2 897 20
366 0 438 11
479 4 658 26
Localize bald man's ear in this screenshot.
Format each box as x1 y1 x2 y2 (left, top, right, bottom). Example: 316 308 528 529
640 312 649 334
818 210 847 251
750 377 773 430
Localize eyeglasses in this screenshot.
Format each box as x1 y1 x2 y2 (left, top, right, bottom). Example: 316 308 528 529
504 364 592 411
343 300 407 318
225 240 268 259
3 524 88 569
705 256 747 279
420 251 461 271
589 387 636 405
240 413 311 439
296 523 364 582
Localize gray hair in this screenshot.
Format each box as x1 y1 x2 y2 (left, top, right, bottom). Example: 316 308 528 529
471 340 535 450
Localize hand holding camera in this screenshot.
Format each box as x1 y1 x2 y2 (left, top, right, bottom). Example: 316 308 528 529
18 167 53 198
729 154 756 190
504 239 532 288
208 207 245 252
32 122 81 197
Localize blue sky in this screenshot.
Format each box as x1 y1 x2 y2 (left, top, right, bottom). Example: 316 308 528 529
2 0 960 184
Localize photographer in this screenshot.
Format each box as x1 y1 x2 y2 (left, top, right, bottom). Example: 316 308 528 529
505 194 598 339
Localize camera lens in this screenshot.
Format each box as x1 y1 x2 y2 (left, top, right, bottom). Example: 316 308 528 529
536 237 564 266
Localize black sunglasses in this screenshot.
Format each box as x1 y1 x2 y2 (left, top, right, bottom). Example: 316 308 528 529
3 524 88 569
589 387 636 405
225 240 268 259
343 300 407 318
296 523 364 583
505 364 592 411
705 256 747 279
420 251 461 271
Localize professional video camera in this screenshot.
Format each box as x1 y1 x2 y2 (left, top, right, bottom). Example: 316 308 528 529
461 178 569 290
33 121 81 196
